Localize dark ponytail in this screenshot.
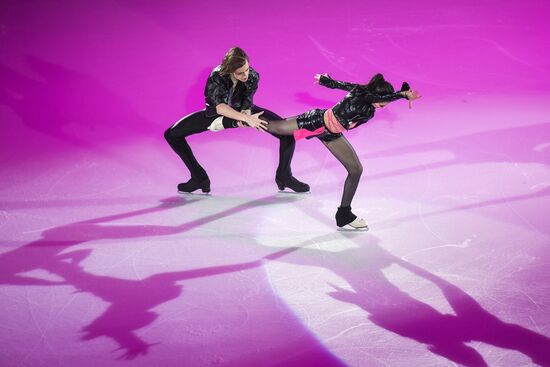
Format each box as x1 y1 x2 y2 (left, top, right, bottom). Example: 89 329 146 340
366 73 395 95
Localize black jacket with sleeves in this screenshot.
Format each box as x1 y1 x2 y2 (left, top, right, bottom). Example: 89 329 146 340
204 65 259 117
319 74 407 130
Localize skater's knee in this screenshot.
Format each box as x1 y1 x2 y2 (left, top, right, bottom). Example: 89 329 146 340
164 128 175 142
347 163 363 177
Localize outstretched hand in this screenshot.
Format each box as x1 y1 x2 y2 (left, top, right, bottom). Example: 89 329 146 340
244 111 268 131
314 73 329 84
404 89 422 109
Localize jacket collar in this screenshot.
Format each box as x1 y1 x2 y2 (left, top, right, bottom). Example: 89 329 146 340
214 66 257 90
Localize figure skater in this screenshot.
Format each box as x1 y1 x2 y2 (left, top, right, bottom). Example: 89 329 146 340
265 73 421 229
164 47 309 194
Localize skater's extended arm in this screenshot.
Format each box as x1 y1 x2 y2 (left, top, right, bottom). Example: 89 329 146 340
315 73 359 91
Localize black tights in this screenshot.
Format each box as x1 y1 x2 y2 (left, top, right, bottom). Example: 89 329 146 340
267 119 362 207
266 118 299 136
164 106 296 181
322 136 363 207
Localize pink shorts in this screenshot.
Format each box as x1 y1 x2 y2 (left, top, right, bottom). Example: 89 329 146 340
293 109 346 140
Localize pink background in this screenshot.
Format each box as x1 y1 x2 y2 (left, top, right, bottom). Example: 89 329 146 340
1 1 550 366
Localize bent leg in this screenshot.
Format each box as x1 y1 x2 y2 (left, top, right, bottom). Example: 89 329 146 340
252 105 309 192
164 111 213 180
321 135 363 207
253 106 295 180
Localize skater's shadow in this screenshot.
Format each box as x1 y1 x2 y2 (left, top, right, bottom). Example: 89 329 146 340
258 233 550 367
0 194 301 359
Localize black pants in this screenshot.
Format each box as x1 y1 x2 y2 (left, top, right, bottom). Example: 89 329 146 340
164 105 295 182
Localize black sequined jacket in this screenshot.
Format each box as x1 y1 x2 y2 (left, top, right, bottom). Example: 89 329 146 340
319 75 409 130
204 65 259 117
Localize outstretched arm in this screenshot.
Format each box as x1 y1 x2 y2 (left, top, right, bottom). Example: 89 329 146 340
367 88 421 107
315 73 359 91
349 87 421 130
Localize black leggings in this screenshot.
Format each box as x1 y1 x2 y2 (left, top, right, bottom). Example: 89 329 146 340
267 118 362 208
164 106 296 181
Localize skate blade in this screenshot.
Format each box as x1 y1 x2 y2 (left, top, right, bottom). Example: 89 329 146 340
277 189 311 195
177 190 211 196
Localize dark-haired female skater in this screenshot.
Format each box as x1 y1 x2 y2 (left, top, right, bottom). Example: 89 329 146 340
164 47 309 194
266 73 421 229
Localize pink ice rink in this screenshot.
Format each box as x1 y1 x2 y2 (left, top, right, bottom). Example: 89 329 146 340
1 1 550 366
